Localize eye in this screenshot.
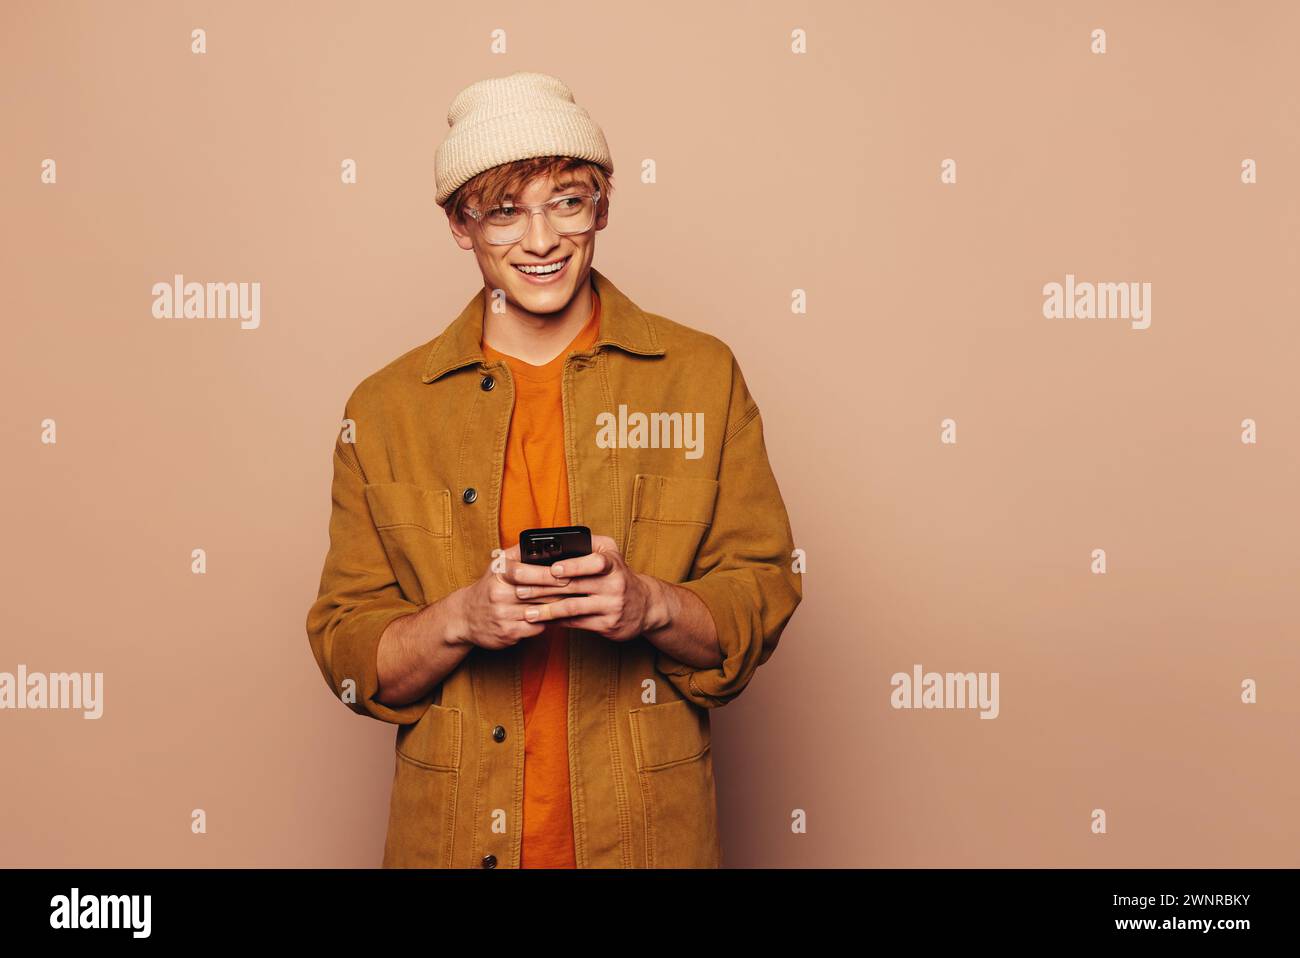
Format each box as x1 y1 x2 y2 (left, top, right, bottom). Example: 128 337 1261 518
483 205 524 226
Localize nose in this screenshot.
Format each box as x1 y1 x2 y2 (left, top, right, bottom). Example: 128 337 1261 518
520 207 561 255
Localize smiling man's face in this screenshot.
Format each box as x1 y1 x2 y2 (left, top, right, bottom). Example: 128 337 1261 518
449 169 609 317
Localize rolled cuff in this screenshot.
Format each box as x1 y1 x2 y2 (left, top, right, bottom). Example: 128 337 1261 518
326 597 435 725
654 572 774 709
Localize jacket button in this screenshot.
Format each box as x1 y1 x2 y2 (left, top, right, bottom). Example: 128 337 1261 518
492 725 506 742
481 854 497 869
462 487 477 504
480 374 495 391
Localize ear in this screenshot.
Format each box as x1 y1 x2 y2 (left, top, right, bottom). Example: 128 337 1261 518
447 210 475 251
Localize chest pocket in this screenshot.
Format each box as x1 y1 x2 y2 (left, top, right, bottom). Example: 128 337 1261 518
623 473 720 583
365 481 456 607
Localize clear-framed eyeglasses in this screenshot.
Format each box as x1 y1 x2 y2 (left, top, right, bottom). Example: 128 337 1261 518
464 189 602 245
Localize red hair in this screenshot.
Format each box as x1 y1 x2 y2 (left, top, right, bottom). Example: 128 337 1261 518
444 155 613 227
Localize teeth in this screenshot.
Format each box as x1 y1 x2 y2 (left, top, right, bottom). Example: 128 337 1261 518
515 257 567 275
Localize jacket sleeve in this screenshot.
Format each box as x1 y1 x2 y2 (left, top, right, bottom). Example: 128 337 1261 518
653 353 803 708
305 427 438 726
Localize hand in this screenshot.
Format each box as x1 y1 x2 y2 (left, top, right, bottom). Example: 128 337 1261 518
512 534 667 642
447 543 569 651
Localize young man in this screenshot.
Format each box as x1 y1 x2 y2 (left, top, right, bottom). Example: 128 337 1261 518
306 71 802 868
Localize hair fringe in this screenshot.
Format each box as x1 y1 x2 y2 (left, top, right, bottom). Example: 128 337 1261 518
444 156 613 226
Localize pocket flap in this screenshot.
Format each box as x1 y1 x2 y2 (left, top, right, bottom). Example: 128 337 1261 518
395 703 462 770
629 698 710 770
630 474 720 525
365 482 452 537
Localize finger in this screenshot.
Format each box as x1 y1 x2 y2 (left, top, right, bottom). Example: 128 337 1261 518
550 550 612 579
516 592 576 605
490 543 521 582
510 619 548 639
515 582 595 600
507 559 573 587
548 614 608 632
522 600 556 623
523 594 604 622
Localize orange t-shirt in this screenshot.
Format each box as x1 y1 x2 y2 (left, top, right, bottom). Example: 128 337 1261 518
480 286 601 868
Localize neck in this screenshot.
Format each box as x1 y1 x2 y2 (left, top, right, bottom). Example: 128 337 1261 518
482 274 594 365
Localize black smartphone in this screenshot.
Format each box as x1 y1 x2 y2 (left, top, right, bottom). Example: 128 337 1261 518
519 525 592 565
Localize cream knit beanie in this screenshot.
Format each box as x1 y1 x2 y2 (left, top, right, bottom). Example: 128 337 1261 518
434 71 613 208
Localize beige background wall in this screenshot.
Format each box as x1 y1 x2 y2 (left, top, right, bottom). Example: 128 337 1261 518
2 0 1297 866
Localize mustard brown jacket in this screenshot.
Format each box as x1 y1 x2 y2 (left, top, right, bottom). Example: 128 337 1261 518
305 267 802 868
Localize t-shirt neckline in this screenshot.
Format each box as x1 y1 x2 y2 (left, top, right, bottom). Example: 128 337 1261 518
481 290 601 383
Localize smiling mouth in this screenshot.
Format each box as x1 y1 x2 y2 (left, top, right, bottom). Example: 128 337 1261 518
513 255 571 278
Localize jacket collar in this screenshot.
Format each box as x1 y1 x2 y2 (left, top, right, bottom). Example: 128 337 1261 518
420 266 665 383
